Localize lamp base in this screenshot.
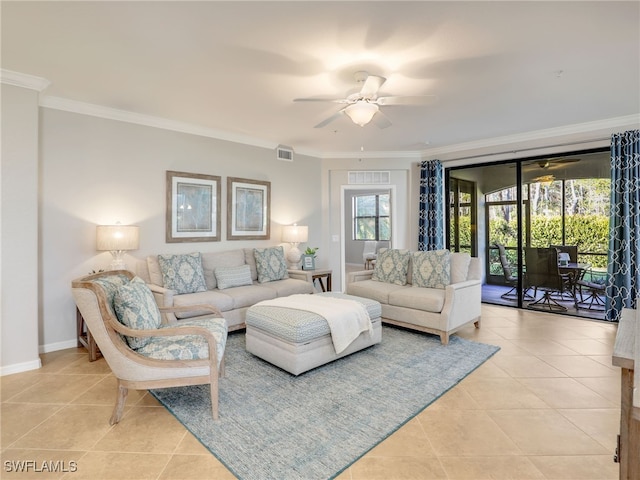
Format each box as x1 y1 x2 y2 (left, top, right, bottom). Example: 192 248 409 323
109 251 127 271
286 244 302 269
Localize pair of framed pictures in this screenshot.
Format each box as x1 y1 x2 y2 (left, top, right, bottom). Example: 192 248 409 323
166 171 270 243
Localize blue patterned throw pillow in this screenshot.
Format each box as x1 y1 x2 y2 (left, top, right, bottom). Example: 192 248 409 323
254 247 289 283
372 249 410 285
113 276 163 349
158 253 207 294
412 250 451 289
215 264 253 290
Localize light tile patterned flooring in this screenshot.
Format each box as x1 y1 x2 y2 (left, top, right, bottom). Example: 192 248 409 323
1 304 621 479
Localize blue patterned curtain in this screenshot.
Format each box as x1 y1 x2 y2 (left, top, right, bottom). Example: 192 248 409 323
418 160 444 251
606 130 640 322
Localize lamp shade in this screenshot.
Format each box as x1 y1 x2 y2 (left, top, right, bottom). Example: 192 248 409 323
96 225 140 251
282 225 308 244
344 101 379 126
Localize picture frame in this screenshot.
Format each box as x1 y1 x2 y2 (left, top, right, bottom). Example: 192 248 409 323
166 171 221 243
227 177 270 240
302 254 315 270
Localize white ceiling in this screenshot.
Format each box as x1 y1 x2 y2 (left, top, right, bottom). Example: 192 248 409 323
2 1 639 157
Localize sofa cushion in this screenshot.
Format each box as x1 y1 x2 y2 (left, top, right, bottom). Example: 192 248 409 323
346 279 406 304
220 284 277 309
113 276 163 349
372 249 410 286
146 256 164 287
254 246 289 283
244 248 259 281
450 252 472 284
172 290 235 318
412 250 450 289
259 278 314 297
158 253 207 294
200 249 246 289
214 265 253 290
388 287 446 313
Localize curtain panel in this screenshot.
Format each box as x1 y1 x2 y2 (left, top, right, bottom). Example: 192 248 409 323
606 129 640 322
418 160 444 251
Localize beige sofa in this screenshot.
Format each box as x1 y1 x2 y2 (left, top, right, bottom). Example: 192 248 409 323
136 248 314 331
346 250 482 344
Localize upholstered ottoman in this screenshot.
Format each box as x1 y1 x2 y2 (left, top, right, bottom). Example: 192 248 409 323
245 292 382 375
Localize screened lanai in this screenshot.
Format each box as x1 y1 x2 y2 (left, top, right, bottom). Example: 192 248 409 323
447 149 610 320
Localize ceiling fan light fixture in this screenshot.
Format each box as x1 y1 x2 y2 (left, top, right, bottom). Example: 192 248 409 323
344 101 379 126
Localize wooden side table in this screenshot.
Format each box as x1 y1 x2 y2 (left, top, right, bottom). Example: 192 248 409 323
77 307 101 362
612 307 640 479
310 269 332 292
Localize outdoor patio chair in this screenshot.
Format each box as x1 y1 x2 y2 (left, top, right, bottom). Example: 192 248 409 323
574 269 607 310
495 243 532 300
524 247 569 312
72 270 227 424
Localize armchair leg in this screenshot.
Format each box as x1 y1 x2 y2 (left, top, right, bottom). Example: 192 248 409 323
440 332 450 345
210 375 219 421
474 318 481 328
109 380 128 425
218 356 225 378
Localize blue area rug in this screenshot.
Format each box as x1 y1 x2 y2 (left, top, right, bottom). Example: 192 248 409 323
151 326 499 480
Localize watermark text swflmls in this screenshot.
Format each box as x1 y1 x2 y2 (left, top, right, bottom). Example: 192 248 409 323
4 460 78 473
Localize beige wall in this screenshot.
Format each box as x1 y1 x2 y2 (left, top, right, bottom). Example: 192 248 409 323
1 84 41 373
38 108 323 353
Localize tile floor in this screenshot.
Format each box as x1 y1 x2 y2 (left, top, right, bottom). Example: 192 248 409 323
1 304 622 479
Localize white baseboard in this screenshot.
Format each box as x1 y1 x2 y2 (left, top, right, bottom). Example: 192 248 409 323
39 339 79 354
0 358 42 376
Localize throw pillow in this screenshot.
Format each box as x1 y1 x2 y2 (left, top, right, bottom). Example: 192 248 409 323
450 252 472 284
372 249 410 286
412 250 451 289
215 264 253 290
113 276 163 350
254 246 289 283
158 252 207 294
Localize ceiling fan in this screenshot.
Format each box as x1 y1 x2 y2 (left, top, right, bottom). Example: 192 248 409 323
522 157 581 171
294 71 437 129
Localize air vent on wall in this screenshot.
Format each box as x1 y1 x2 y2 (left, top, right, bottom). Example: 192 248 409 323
276 145 294 162
348 171 391 185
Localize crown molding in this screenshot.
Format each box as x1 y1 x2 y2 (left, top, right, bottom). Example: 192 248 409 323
38 93 639 161
39 95 279 151
420 114 640 160
0 69 50 92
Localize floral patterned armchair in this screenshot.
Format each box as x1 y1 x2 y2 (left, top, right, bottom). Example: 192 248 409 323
72 270 227 424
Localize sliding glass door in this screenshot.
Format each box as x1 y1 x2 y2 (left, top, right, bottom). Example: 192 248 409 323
447 148 610 319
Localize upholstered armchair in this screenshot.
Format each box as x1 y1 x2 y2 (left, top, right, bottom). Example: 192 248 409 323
72 270 227 424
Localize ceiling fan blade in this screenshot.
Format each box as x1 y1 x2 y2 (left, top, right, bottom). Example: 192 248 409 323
359 75 386 98
376 95 438 106
371 110 392 129
314 109 346 128
294 97 349 103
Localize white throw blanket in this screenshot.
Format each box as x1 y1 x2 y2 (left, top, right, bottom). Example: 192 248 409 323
256 294 372 354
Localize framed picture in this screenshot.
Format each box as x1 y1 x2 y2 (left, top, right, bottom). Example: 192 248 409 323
227 177 270 240
166 171 221 243
302 254 315 270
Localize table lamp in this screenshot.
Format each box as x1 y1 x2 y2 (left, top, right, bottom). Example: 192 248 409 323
282 224 308 268
96 223 140 270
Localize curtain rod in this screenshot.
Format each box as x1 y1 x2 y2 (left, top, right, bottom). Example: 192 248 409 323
440 136 611 163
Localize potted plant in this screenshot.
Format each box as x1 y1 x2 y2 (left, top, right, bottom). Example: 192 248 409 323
302 247 319 270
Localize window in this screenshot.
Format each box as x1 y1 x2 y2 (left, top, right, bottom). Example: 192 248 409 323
353 193 390 241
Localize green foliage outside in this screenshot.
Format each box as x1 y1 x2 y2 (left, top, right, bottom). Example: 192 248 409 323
455 215 610 275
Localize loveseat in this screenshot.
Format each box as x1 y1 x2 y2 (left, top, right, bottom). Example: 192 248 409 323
346 249 481 344
136 247 314 331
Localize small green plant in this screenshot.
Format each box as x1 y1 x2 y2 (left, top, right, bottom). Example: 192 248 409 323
304 247 319 258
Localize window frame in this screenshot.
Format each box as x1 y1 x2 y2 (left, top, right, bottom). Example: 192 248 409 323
352 193 391 241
